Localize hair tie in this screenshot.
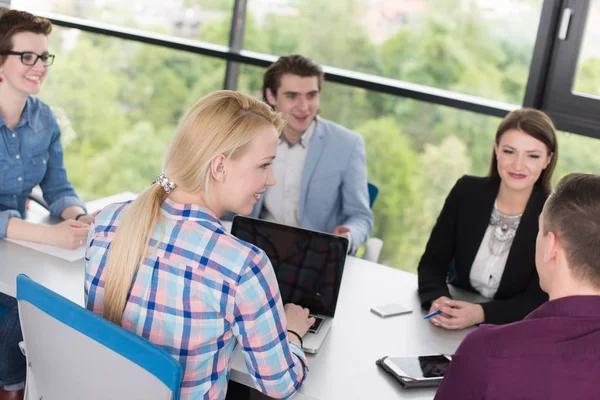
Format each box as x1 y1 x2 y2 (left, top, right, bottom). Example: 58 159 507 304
155 173 177 194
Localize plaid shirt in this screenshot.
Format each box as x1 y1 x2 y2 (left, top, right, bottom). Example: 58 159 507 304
85 199 308 399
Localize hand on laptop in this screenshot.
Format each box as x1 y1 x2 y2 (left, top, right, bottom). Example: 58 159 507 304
284 303 316 342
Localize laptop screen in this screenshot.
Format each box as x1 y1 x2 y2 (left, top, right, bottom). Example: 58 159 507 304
231 216 348 318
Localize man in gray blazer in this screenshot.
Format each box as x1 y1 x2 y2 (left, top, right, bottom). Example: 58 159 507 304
248 54 372 254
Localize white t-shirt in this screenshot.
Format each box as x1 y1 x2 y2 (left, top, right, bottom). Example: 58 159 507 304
261 120 316 227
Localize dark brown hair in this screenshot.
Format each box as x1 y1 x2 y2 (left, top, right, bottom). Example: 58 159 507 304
487 108 558 191
543 173 600 286
0 9 52 67
262 54 324 105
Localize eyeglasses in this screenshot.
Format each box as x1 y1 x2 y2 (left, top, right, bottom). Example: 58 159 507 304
0 51 55 66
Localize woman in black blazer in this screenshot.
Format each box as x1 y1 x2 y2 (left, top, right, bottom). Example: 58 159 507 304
418 109 558 329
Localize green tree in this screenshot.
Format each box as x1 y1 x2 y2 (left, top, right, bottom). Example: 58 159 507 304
574 57 600 96
355 117 420 268
84 121 168 196
34 0 600 275
410 136 472 272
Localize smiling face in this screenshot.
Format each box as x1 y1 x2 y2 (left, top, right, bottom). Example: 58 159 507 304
219 124 279 216
494 129 553 193
266 73 320 138
0 32 49 97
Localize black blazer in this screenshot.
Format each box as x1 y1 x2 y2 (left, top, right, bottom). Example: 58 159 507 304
417 175 549 325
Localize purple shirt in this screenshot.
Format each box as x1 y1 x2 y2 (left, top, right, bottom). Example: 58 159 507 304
435 296 600 400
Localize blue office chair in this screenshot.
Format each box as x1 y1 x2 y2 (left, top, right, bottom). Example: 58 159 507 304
367 182 379 208
363 182 383 263
16 274 183 400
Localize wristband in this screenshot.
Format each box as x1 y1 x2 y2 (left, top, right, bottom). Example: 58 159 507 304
75 213 87 221
287 329 303 348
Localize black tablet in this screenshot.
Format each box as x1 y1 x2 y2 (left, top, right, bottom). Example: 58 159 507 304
376 354 451 388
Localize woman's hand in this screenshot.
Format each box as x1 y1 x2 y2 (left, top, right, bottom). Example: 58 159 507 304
73 210 101 225
428 297 484 330
48 220 91 250
76 214 95 225
284 303 316 340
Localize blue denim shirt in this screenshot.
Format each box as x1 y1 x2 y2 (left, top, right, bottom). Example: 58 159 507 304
0 96 85 238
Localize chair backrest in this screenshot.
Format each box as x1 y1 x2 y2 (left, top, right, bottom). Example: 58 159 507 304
16 274 182 400
368 182 379 209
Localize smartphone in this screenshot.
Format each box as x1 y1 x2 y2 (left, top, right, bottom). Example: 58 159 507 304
370 303 413 318
383 355 451 380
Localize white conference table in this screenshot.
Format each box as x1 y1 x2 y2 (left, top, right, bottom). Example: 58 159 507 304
0 197 476 400
231 257 474 400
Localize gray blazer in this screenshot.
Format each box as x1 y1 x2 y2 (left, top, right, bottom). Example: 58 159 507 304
248 116 373 253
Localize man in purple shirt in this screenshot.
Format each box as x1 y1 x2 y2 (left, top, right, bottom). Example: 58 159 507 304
435 173 600 400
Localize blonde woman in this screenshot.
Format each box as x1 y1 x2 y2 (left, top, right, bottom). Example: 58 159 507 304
85 91 314 400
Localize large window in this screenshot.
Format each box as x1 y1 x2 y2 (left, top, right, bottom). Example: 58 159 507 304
12 0 234 45
531 0 600 138
240 62 600 271
7 0 600 273
573 0 600 97
240 64 499 271
245 0 543 104
38 27 226 200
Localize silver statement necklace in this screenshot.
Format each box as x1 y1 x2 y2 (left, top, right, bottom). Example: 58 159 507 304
488 202 523 256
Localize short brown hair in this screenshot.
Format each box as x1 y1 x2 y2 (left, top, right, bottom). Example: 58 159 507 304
487 108 558 191
0 9 52 67
262 54 324 105
543 173 600 286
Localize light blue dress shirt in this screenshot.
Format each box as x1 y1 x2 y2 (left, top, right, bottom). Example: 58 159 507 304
0 96 85 238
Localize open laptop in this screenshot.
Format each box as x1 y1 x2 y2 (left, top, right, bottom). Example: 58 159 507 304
231 215 348 354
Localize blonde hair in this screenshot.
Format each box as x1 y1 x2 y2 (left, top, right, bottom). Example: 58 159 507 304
102 90 285 324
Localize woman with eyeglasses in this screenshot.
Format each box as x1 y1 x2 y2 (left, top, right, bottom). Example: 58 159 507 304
0 10 90 400
0 9 92 251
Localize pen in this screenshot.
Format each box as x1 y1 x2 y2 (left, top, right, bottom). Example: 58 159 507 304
423 310 441 320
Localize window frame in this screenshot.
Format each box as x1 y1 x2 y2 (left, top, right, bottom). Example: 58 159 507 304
525 0 600 139
11 0 600 140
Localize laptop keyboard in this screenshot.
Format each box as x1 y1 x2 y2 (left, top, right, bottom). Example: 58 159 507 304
308 315 324 334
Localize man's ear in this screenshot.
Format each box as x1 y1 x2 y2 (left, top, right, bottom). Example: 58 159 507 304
544 231 558 263
210 154 227 183
265 88 277 107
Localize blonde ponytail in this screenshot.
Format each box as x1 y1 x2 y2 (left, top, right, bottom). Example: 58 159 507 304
100 90 284 324
102 183 164 324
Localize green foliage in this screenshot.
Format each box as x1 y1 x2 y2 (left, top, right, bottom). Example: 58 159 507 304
37 1 600 274
356 117 419 268
40 29 225 200
553 131 600 187
573 57 600 97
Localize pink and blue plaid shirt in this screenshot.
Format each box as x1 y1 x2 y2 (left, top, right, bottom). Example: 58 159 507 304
85 198 308 399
